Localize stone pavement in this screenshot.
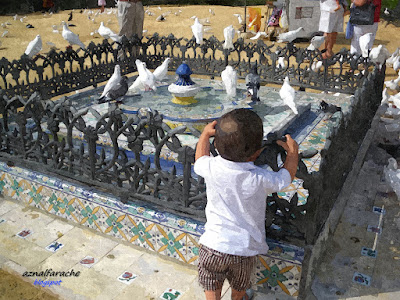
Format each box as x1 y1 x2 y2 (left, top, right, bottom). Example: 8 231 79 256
0 196 281 300
310 105 400 299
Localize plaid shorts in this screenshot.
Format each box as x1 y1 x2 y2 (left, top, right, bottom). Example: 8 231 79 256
197 245 257 291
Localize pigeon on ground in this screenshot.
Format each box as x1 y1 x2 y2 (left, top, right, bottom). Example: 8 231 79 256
245 62 261 102
128 59 157 92
276 57 286 69
279 76 298 115
156 15 166 22
359 33 373 57
2 30 8 38
223 25 235 49
387 48 399 65
311 60 323 72
307 36 325 51
62 22 85 49
153 57 171 82
25 34 42 58
98 22 120 42
191 17 203 45
385 71 400 90
68 11 73 22
320 100 341 113
209 8 215 15
393 56 400 72
277 27 304 43
250 31 268 40
369 45 390 69
99 64 128 103
221 65 237 98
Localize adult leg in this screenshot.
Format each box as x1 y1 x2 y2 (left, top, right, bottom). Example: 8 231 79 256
132 2 144 56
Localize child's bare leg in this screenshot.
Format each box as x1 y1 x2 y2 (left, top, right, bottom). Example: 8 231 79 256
205 289 222 300
231 289 247 300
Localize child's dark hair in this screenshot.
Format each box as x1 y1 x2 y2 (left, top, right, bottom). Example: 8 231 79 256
215 109 263 162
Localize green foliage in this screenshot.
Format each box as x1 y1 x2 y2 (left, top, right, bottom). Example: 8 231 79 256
382 0 398 9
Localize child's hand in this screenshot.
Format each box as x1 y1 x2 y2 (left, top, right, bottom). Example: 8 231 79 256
276 134 298 154
202 120 217 138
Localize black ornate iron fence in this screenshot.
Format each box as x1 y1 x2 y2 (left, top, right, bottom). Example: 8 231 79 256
0 34 384 246
0 33 372 100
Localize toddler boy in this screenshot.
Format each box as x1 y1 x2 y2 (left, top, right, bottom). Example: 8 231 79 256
194 108 298 300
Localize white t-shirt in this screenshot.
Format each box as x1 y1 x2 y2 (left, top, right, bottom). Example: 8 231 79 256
194 155 291 256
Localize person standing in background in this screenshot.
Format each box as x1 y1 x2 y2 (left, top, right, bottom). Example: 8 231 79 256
98 0 106 13
350 0 382 55
117 0 144 58
319 0 346 59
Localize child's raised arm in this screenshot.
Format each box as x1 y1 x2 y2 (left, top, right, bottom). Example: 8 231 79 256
276 134 299 181
195 121 217 161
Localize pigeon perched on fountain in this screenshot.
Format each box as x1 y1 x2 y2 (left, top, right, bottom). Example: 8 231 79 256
98 64 128 103
25 34 42 58
279 76 298 115
191 17 203 45
221 65 237 98
277 27 304 43
307 35 325 51
311 61 323 72
98 22 120 42
223 25 235 49
128 59 157 92
62 22 85 49
153 57 171 82
245 63 261 102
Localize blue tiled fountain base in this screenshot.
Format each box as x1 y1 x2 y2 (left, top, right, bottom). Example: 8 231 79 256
0 161 303 297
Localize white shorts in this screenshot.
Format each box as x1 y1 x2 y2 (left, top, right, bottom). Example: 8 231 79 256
319 7 344 33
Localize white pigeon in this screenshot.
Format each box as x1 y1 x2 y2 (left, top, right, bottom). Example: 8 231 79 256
52 25 59 33
223 25 235 49
387 48 399 65
276 57 286 69
307 36 325 51
393 56 400 72
98 22 120 42
279 76 298 115
221 65 237 98
13 14 18 21
369 45 390 69
153 57 171 82
384 7 390 15
25 34 42 58
277 27 304 43
99 64 122 99
233 14 243 25
62 22 85 49
384 71 400 90
384 158 400 198
129 59 157 92
191 17 203 45
2 30 8 38
250 31 268 40
359 33 373 58
381 87 389 105
311 61 323 72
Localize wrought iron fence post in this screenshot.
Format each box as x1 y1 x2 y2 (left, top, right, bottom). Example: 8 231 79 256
84 126 99 181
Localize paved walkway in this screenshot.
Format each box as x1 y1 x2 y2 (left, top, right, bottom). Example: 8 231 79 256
0 196 276 300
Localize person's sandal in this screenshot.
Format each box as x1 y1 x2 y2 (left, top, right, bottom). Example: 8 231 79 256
242 288 254 300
